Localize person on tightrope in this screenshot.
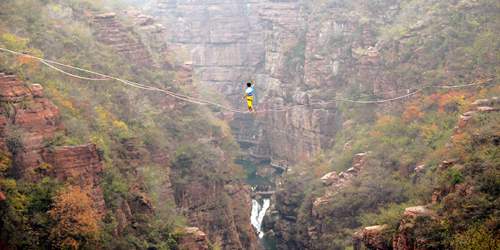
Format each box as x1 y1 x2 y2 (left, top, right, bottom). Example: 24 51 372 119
241 77 256 116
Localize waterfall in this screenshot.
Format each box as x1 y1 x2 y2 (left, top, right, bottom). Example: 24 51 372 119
251 198 270 238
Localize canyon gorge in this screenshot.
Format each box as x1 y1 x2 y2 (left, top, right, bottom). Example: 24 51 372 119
1 0 500 249
144 0 500 248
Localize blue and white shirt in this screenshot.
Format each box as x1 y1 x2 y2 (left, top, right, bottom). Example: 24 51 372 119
245 85 254 96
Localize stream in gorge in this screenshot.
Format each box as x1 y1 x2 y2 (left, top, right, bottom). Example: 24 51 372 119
235 158 277 249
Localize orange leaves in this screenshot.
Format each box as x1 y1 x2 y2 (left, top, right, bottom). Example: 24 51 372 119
47 185 103 250
402 106 423 124
452 133 468 144
368 130 382 137
421 123 438 136
14 53 40 70
427 91 472 113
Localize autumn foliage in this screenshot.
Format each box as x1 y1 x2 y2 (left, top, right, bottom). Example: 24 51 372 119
427 91 471 113
47 185 103 250
14 53 40 70
402 106 423 124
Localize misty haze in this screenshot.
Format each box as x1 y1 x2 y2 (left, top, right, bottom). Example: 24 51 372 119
0 0 499 249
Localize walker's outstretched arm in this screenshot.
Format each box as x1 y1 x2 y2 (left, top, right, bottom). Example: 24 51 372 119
252 77 256 86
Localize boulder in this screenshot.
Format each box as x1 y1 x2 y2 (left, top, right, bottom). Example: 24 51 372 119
353 231 364 250
178 227 209 250
0 74 34 102
363 225 391 250
393 206 434 250
94 13 116 19
476 106 497 113
321 171 338 186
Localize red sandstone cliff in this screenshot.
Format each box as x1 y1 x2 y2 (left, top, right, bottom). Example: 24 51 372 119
0 73 107 210
91 11 257 248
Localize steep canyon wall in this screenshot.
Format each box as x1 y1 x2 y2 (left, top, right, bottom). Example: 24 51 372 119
147 0 402 164
146 0 264 101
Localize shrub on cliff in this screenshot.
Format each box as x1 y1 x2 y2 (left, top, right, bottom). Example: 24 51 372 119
47 185 103 250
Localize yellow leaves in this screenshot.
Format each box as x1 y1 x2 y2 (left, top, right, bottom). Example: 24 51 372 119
47 185 103 250
89 135 106 150
421 123 439 146
469 20 480 26
94 105 129 139
452 133 468 144
452 220 500 250
48 87 75 113
1 33 43 77
375 114 395 129
1 33 29 51
0 149 12 173
0 33 43 57
0 178 28 214
111 120 129 139
94 105 107 120
35 163 53 172
368 130 382 137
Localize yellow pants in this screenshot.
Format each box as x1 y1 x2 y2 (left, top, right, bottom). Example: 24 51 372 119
247 96 253 108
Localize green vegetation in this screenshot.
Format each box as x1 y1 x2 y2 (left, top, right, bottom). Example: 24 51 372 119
0 0 245 249
275 0 500 248
281 36 307 84
280 77 500 249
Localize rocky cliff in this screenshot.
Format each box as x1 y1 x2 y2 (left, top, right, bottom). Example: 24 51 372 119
351 97 500 250
256 0 407 164
92 10 258 249
0 6 257 247
170 141 259 249
146 0 264 99
0 72 227 249
0 72 106 211
145 0 404 164
147 0 498 166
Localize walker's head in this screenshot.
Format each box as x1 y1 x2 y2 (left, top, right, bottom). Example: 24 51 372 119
247 82 251 87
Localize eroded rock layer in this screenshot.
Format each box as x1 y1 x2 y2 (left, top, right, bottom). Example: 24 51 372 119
146 0 264 102
0 73 106 211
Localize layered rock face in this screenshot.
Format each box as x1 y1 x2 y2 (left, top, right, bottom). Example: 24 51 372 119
93 13 152 65
178 227 209 250
257 0 401 164
145 0 338 162
146 0 264 100
0 74 65 166
147 0 495 167
269 152 368 249
145 0 400 164
172 153 258 249
0 73 106 211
